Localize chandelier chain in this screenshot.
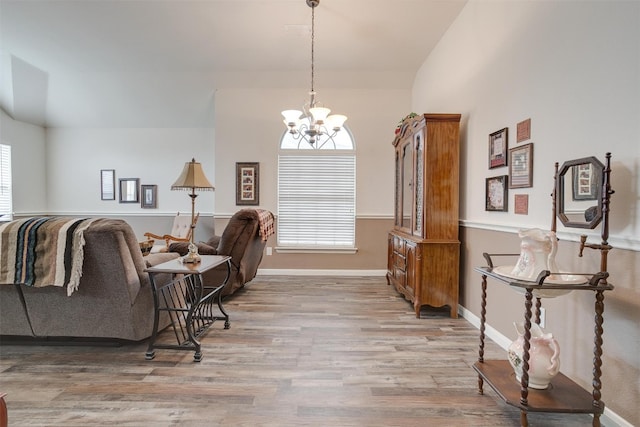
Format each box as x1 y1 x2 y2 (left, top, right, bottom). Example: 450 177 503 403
310 4 315 94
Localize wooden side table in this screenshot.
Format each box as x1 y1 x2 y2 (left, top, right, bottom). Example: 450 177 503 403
144 255 231 362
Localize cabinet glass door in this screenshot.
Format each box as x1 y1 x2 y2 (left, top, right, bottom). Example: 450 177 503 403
401 139 413 230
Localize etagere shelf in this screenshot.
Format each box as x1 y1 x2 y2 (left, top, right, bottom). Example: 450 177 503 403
473 153 615 426
473 253 613 427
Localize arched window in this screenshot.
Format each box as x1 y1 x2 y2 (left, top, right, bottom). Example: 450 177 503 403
277 126 356 251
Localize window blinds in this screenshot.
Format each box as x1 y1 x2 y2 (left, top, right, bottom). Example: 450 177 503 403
278 154 355 247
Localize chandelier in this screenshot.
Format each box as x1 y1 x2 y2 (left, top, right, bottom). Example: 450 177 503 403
281 0 347 149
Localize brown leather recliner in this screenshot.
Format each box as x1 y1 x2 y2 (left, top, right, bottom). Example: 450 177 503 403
170 208 273 296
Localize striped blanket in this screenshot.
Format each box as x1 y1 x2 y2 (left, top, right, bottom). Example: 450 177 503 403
0 217 97 296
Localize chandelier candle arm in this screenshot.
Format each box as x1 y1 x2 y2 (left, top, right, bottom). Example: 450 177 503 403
280 0 347 148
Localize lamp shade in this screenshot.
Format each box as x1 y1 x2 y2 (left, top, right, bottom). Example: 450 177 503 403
309 107 331 123
171 158 215 191
325 114 347 130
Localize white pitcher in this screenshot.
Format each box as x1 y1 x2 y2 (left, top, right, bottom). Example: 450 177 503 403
507 322 561 389
510 228 558 280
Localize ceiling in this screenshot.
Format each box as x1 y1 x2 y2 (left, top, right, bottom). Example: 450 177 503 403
0 0 466 128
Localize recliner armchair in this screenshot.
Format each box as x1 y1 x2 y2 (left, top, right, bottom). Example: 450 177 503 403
169 208 274 297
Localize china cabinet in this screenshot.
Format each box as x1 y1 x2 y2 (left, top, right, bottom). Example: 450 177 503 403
473 153 615 426
386 113 461 318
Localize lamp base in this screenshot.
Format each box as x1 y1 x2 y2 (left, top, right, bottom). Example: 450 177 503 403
182 253 201 264
182 242 201 264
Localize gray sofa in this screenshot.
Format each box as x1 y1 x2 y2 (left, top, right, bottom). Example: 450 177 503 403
0 218 178 341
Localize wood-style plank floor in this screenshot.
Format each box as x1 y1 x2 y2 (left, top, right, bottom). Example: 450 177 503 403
1 276 595 426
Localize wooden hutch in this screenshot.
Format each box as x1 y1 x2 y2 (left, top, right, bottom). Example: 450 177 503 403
386 113 461 318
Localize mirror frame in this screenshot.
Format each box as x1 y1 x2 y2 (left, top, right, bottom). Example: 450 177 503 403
119 178 140 203
556 156 604 229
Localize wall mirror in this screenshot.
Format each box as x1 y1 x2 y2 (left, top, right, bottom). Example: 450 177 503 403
119 178 140 203
556 156 604 229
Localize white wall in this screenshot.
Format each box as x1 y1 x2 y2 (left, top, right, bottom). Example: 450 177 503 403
412 1 639 425
414 0 640 246
45 127 215 217
214 87 409 217
0 109 47 215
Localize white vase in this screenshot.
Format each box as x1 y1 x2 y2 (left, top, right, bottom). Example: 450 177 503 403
507 322 561 389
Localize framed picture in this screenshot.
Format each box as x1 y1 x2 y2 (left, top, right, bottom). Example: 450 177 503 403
141 185 157 208
236 162 259 205
100 169 115 200
514 194 529 215
572 162 599 200
508 143 533 188
516 118 531 143
488 127 508 169
486 175 508 212
119 178 140 203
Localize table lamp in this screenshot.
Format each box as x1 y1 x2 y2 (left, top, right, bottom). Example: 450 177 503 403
171 158 214 263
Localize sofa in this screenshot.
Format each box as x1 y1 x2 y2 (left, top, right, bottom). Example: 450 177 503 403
170 208 274 297
0 217 179 341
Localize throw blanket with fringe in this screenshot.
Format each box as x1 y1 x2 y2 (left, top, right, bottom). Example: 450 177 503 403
0 217 96 296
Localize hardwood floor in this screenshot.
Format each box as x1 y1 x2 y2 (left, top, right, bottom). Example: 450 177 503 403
1 276 595 426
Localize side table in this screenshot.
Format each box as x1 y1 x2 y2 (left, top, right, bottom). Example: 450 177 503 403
144 255 232 362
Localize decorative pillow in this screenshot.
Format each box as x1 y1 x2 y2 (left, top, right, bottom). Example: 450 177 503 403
168 242 218 256
139 239 154 256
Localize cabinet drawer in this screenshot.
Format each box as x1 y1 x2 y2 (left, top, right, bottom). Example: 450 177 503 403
394 254 406 271
393 267 406 286
393 236 406 255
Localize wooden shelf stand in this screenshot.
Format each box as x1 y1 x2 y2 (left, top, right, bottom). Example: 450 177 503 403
473 254 613 427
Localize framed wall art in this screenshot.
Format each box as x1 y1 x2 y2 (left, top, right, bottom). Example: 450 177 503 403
488 127 508 169
141 184 157 208
100 169 115 200
516 118 531 142
236 162 259 205
508 143 533 188
514 194 529 215
119 178 140 203
486 175 508 212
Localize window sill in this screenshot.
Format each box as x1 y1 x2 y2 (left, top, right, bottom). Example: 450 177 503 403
275 247 358 255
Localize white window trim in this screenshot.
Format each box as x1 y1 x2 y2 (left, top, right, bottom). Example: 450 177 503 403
0 144 12 222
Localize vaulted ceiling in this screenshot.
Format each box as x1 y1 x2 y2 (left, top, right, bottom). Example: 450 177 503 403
0 0 466 128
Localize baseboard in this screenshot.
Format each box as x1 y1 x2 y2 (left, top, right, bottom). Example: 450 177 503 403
256 269 387 276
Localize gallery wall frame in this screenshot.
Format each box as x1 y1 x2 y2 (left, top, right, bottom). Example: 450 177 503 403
508 143 533 188
141 184 157 208
486 175 508 212
100 169 115 200
236 162 259 206
119 178 140 203
514 194 529 215
516 118 531 142
488 127 508 169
